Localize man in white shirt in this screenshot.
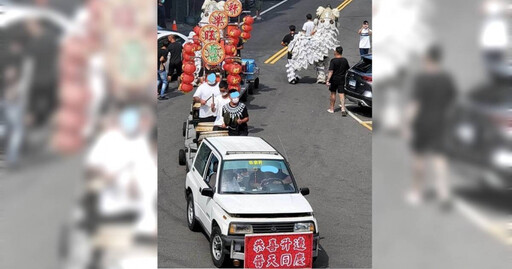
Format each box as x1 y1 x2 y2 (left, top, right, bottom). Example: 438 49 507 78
358 20 372 56
302 13 315 36
211 81 231 130
193 72 221 122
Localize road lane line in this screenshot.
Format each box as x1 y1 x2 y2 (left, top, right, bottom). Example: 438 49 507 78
260 0 289 16
264 46 288 64
337 0 354 10
269 49 289 64
347 110 372 131
454 198 512 245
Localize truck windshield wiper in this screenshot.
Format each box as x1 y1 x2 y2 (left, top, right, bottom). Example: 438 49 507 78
222 191 250 194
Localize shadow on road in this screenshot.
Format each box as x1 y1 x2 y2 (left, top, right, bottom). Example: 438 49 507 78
314 243 329 268
455 188 512 215
248 127 265 134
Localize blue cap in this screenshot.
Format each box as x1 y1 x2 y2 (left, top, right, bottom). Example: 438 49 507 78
207 73 216 83
230 91 240 98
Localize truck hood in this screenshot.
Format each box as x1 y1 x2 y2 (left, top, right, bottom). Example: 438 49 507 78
214 193 313 214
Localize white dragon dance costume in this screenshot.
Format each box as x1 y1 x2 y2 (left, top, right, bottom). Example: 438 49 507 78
286 5 340 83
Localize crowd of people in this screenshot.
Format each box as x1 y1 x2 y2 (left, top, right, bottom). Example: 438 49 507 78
281 14 372 115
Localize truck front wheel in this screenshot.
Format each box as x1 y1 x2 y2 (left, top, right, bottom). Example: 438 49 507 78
210 226 228 267
187 194 199 231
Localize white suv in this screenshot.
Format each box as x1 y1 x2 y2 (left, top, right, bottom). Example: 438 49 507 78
184 136 319 267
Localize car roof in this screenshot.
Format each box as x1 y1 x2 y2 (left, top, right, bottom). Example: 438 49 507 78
157 30 189 42
205 137 284 160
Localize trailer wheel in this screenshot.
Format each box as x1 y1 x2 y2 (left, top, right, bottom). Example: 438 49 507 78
182 121 187 137
254 78 260 89
241 89 248 102
248 82 254 95
179 149 186 165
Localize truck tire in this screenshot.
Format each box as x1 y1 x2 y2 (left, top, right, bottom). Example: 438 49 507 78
248 82 254 95
182 121 187 137
241 89 248 102
187 194 199 231
179 149 186 166
254 78 260 89
210 226 228 268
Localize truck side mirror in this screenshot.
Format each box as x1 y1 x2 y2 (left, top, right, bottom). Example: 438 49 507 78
201 188 214 198
300 188 310 196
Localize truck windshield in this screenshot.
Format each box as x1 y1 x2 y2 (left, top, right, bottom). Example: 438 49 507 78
219 160 297 194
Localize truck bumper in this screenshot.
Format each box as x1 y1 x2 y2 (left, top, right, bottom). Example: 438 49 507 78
221 233 320 260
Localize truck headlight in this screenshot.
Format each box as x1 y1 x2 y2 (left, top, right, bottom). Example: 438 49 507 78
294 222 315 233
229 223 253 234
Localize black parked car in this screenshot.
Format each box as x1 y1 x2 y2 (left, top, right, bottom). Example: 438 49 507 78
344 54 372 108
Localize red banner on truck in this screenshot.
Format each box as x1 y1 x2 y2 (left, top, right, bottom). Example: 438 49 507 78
244 232 313 269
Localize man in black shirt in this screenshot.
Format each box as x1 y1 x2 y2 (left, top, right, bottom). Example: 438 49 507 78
281 25 299 84
222 90 249 136
326 46 350 116
236 36 244 57
166 35 183 81
158 41 169 99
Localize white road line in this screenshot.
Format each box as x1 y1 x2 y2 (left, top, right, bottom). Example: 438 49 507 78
454 198 512 245
260 0 289 16
347 110 363 124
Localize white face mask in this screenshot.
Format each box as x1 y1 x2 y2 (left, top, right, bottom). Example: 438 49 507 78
232 98 239 104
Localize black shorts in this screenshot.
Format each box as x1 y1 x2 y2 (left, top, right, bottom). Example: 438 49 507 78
329 83 345 94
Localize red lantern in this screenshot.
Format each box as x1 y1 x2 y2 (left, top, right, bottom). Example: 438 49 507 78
230 63 242 74
181 73 194 84
223 63 232 72
227 74 242 85
193 35 200 45
193 26 201 35
227 27 241 38
241 32 251 40
229 84 241 92
184 43 195 55
183 62 196 74
227 37 238 46
224 57 234 64
224 44 236 55
194 44 202 51
243 16 254 25
241 24 252 32
180 83 194 93
182 52 195 62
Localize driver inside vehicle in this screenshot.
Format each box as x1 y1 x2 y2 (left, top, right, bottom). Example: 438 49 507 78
247 166 292 190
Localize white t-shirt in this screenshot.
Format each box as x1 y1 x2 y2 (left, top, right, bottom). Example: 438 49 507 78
359 28 372 48
193 82 220 118
302 21 315 36
213 96 231 126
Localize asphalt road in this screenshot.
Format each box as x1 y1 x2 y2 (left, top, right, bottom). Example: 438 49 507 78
158 0 372 268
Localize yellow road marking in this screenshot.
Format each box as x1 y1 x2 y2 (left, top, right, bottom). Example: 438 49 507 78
269 48 289 64
337 0 354 10
347 110 372 131
264 46 288 64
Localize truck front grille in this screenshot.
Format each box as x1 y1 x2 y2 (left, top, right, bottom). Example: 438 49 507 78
251 222 295 233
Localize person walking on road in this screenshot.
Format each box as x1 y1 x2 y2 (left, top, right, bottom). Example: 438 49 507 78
302 14 316 36
254 0 263 20
167 35 182 82
222 90 249 136
193 73 221 122
211 81 231 131
157 0 167 30
157 41 168 99
282 25 299 84
326 46 350 116
358 20 372 56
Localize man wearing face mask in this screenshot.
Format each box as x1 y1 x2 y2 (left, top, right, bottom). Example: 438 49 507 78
222 89 249 136
211 81 231 130
193 72 221 122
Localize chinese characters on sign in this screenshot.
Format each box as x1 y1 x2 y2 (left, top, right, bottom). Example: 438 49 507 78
199 24 221 43
202 42 225 66
209 11 229 29
245 233 313 269
224 0 243 17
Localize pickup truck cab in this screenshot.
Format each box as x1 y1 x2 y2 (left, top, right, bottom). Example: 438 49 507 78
184 136 319 267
